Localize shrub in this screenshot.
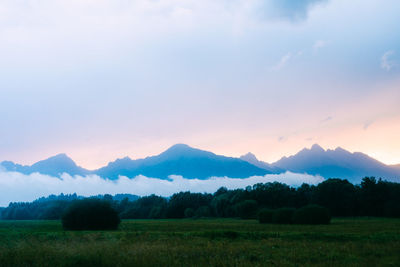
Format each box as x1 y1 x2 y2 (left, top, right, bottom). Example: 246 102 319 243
272 208 295 224
292 205 331 225
258 209 274 224
62 199 120 230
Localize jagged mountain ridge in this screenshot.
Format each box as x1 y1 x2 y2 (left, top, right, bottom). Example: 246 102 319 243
95 144 269 179
0 144 269 180
270 144 400 183
0 144 399 183
239 152 283 173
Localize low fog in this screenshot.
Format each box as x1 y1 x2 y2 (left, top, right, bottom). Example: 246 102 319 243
0 170 324 207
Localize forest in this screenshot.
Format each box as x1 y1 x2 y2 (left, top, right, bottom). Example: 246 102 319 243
1 177 400 220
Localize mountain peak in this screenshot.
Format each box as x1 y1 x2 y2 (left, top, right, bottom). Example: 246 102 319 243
334 146 348 153
20 153 90 177
50 153 72 161
240 152 258 162
161 144 195 156
33 153 76 167
118 156 132 161
167 143 191 151
310 144 324 152
35 153 76 165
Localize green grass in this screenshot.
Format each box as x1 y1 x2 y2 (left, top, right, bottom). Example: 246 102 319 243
0 218 399 266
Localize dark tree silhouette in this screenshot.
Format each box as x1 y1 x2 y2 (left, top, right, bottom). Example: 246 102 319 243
314 179 356 216
2 178 400 221
62 199 120 230
258 209 274 224
235 200 258 219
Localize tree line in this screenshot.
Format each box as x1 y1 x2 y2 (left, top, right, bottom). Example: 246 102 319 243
1 177 399 220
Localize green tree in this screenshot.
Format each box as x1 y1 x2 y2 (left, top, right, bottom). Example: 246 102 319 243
315 179 356 216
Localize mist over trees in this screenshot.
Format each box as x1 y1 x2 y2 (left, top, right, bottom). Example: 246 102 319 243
1 177 399 220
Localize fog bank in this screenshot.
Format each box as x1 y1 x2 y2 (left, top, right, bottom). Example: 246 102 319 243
0 170 324 206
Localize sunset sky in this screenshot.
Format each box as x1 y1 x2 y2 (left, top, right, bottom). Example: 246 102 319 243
0 0 399 169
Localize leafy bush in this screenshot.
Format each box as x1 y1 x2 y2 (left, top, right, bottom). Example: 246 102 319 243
258 209 274 224
62 199 120 230
292 205 331 224
272 208 295 224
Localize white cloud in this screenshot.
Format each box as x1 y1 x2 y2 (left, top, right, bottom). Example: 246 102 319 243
270 50 305 71
271 52 292 70
0 170 324 207
381 50 396 71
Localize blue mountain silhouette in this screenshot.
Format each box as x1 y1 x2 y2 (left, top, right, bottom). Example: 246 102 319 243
1 154 89 177
270 144 400 183
1 144 399 183
94 144 269 179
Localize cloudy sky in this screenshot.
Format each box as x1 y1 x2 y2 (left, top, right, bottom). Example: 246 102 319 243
0 0 399 169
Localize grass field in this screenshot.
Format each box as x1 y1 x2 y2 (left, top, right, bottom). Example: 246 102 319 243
0 218 399 266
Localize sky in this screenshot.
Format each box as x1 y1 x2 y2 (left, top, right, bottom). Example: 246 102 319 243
0 0 399 169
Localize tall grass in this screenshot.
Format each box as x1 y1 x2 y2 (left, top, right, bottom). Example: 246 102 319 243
0 218 399 266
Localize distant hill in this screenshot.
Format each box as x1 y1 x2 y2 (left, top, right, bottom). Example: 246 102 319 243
94 144 270 179
271 144 400 183
0 154 90 177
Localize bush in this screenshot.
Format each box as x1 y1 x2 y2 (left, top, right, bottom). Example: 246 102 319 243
62 199 120 230
292 205 331 225
258 209 274 224
272 208 295 224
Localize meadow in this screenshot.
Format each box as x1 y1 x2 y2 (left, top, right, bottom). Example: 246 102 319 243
0 218 399 267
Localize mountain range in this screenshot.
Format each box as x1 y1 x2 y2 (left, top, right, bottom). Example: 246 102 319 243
1 144 399 184
240 144 400 183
